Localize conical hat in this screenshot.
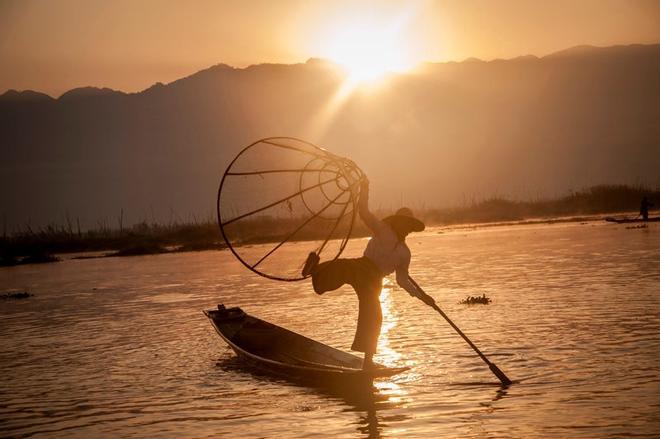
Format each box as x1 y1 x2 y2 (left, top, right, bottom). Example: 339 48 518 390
382 207 425 233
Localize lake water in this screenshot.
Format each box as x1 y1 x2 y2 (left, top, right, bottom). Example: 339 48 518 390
1 221 659 438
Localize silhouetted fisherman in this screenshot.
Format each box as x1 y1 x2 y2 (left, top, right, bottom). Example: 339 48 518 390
302 178 431 371
640 196 653 221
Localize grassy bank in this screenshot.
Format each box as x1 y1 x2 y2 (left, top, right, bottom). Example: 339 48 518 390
423 184 658 225
1 184 657 265
0 221 223 266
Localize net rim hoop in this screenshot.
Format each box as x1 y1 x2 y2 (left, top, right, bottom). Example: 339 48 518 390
216 137 358 282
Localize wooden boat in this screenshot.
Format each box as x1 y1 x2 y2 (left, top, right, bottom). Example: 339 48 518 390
204 304 409 384
605 216 660 224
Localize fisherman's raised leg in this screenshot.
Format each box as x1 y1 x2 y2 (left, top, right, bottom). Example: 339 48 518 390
307 258 358 295
302 252 320 277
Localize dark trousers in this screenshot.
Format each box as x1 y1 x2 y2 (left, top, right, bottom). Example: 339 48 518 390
312 257 384 354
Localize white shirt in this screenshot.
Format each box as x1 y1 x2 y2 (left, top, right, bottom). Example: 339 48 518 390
359 188 419 296
363 225 410 275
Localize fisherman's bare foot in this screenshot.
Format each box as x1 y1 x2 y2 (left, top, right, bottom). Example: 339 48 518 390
302 252 319 277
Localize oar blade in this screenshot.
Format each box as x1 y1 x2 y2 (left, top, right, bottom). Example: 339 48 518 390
489 362 512 386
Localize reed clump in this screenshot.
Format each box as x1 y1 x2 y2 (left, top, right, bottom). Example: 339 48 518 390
1 291 34 300
459 294 492 305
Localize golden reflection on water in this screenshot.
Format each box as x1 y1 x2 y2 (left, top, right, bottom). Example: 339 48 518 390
374 280 411 407
376 280 400 367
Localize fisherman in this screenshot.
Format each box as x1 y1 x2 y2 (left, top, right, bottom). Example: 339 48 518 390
640 196 654 221
302 178 433 370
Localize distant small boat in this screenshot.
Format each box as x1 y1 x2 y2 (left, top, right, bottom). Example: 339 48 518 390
204 304 408 384
605 217 660 224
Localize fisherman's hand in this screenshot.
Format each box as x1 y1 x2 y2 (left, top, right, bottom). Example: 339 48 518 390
414 291 436 306
360 177 369 194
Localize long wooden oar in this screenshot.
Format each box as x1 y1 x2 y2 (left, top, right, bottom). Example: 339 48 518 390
408 277 513 386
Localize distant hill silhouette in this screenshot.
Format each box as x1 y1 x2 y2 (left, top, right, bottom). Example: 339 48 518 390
1 44 659 230
57 87 126 101
0 89 54 103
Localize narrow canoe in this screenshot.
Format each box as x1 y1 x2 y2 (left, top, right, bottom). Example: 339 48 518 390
204 304 408 383
605 217 660 224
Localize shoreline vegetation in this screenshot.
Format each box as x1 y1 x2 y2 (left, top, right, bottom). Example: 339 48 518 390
1 185 657 267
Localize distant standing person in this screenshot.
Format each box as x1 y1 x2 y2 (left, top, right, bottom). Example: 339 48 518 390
640 196 654 221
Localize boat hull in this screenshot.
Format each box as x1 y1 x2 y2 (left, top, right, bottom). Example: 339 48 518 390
605 217 660 223
204 305 408 385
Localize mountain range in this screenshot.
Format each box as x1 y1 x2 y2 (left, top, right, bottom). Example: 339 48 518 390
1 43 659 230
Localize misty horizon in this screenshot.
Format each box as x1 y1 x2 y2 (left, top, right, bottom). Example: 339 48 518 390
2 42 659 231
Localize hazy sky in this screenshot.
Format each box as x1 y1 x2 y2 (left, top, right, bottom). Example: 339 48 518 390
1 0 659 96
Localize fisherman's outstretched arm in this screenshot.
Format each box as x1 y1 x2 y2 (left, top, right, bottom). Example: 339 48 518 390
396 269 419 296
395 260 435 305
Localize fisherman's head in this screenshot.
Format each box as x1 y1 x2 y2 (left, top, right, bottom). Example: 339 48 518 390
383 207 425 241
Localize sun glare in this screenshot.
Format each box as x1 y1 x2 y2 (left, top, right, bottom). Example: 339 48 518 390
314 11 421 85
303 7 423 138
324 26 415 83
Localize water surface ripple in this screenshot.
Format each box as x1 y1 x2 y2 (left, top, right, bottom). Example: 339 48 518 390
1 221 659 437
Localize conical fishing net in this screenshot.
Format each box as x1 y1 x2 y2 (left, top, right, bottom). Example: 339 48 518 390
217 137 364 281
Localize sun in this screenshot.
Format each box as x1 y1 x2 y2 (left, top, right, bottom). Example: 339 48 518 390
302 9 423 138
317 20 419 84
325 28 413 83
